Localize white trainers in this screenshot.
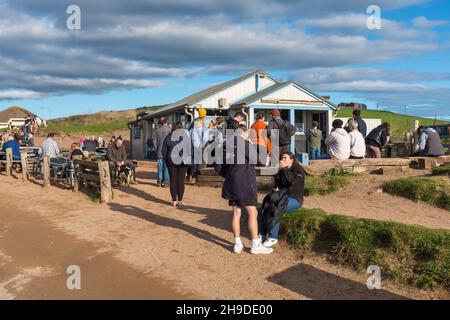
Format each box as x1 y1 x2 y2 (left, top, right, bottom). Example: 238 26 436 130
250 242 273 255
263 238 278 248
233 243 244 254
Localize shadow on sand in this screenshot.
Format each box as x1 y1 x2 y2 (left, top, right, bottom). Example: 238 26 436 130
108 202 233 252
268 264 410 300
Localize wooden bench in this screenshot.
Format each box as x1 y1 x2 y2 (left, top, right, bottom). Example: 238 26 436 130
73 159 113 203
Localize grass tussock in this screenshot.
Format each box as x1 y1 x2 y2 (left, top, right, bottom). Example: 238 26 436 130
383 177 450 211
305 168 355 196
281 209 450 290
432 165 450 177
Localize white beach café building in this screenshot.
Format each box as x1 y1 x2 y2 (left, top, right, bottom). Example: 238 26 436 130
129 70 338 160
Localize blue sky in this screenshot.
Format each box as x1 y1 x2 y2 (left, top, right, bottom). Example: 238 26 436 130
0 0 449 120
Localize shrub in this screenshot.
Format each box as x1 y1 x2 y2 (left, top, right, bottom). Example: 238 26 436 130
383 177 450 211
281 209 450 290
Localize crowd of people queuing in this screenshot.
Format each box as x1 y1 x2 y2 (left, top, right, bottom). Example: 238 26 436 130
153 108 303 255
152 107 445 255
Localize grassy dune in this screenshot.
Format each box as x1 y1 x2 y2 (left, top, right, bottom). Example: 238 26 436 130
45 106 162 136
383 177 450 211
281 209 450 290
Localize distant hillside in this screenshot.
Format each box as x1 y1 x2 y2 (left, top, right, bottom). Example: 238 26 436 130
44 105 163 136
336 109 448 138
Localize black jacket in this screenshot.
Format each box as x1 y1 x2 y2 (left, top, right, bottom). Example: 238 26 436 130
82 139 99 153
366 126 389 148
274 161 305 204
354 116 367 138
161 131 190 167
217 136 257 201
261 189 289 233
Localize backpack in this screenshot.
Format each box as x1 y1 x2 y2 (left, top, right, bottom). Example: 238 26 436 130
274 119 296 146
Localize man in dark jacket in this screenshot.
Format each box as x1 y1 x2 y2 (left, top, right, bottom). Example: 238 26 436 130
155 118 171 187
268 109 296 154
223 111 245 136
365 123 390 158
353 109 367 138
415 126 444 157
107 137 134 177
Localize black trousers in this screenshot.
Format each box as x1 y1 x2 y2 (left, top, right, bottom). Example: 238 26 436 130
168 165 187 202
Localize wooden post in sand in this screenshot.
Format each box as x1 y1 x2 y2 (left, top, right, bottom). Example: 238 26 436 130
98 160 112 203
5 148 13 177
43 155 50 187
20 151 29 182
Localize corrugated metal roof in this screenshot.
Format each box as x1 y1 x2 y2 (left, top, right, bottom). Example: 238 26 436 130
143 69 279 119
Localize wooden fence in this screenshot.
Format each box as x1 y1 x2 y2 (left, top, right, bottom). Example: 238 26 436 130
0 149 113 203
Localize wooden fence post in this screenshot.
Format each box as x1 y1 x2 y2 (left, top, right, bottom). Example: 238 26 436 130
43 155 50 187
6 148 13 177
98 161 112 203
20 151 28 182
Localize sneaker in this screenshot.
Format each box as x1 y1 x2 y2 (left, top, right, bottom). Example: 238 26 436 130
250 243 273 255
262 238 278 248
233 243 244 254
157 182 161 187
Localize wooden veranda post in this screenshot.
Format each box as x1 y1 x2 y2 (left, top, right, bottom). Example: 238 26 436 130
5 148 13 177
97 161 112 203
20 151 29 182
43 155 51 187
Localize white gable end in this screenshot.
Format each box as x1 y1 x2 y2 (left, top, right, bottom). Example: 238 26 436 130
197 75 276 109
264 84 320 103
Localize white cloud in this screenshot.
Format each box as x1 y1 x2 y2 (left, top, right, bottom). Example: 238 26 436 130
0 90 43 100
412 16 448 28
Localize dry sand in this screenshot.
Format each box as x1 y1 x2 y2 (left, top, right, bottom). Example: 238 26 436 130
0 163 448 300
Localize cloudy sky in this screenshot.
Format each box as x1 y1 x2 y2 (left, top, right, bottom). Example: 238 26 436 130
0 0 449 119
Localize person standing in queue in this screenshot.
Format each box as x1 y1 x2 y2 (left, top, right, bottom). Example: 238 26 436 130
217 124 273 255
162 121 190 208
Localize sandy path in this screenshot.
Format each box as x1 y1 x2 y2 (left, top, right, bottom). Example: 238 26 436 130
0 164 448 300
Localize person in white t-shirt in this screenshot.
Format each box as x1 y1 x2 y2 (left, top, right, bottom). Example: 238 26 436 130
347 119 366 159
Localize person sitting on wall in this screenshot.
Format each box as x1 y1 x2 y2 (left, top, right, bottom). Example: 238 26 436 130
107 136 135 183
317 119 351 161
412 126 444 157
1 134 21 161
365 123 391 159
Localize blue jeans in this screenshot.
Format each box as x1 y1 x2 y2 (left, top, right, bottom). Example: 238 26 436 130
157 159 170 184
316 153 332 160
310 147 321 160
258 197 302 240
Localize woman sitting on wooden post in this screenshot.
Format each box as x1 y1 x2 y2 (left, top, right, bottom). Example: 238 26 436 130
258 151 304 249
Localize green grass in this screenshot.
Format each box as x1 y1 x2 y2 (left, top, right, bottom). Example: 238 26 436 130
47 118 132 136
305 168 356 196
281 209 450 290
383 177 450 211
432 165 450 177
45 105 162 136
336 109 447 139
